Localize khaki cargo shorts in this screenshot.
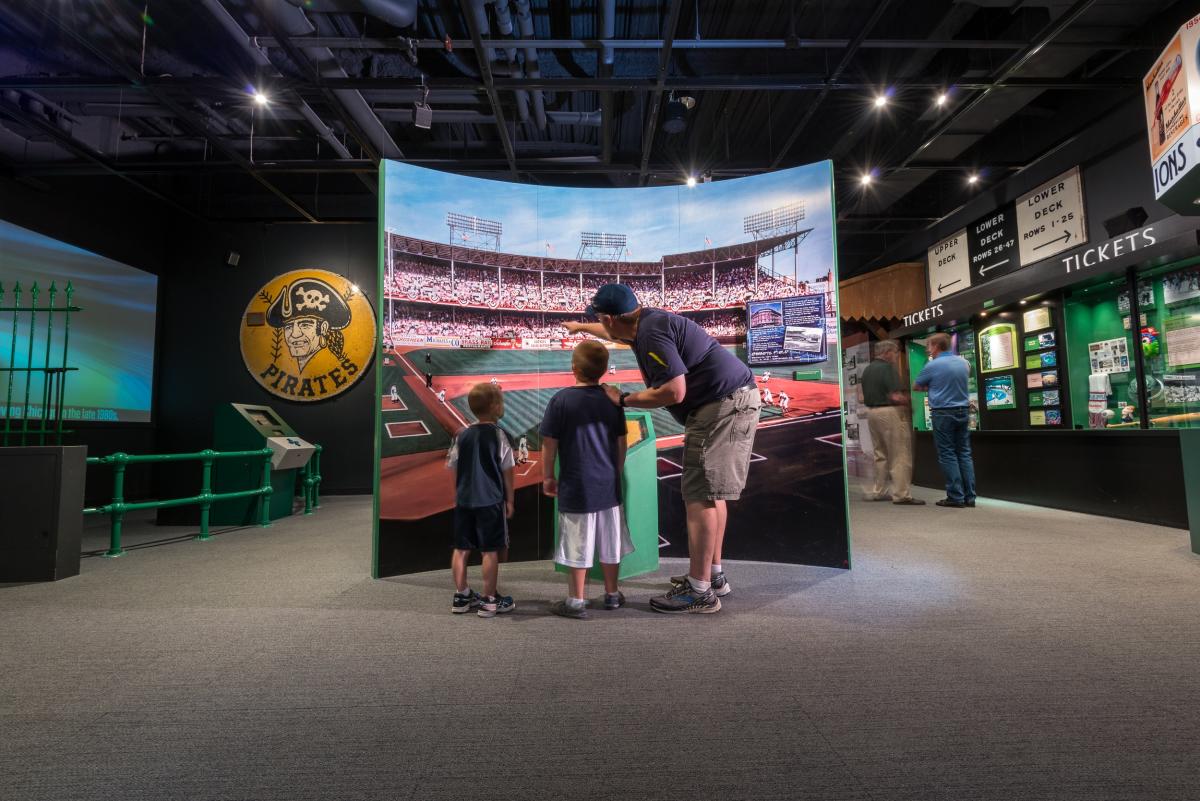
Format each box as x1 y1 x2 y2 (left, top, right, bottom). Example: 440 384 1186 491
681 384 761 502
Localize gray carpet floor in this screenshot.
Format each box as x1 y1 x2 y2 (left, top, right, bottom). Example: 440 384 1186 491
2 487 1198 800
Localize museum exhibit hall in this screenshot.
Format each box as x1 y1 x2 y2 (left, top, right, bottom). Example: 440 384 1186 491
2 1 1199 799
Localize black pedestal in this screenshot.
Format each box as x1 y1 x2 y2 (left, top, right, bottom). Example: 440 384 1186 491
0 446 87 581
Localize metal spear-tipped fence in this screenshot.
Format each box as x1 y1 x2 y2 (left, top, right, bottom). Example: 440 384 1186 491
0 280 79 446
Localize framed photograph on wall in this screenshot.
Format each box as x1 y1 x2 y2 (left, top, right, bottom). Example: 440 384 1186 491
984 374 1017 410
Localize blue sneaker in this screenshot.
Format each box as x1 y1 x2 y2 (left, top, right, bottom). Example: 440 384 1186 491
477 594 516 618
451 590 480 614
650 578 721 614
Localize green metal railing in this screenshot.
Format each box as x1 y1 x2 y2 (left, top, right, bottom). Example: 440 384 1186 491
83 444 323 557
1 280 80 446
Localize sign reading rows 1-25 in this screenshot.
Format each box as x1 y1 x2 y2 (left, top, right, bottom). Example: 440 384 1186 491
927 166 1088 302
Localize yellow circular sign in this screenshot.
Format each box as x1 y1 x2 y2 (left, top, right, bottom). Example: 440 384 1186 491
240 269 376 402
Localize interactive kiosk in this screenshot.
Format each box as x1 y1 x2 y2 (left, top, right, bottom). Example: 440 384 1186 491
211 403 314 525
554 409 659 579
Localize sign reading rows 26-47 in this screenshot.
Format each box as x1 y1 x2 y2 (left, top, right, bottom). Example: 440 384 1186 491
927 167 1088 302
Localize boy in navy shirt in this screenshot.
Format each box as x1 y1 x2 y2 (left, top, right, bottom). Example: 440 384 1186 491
540 340 633 619
446 382 516 618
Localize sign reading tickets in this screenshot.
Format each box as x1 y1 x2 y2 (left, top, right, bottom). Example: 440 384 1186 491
241 269 376 402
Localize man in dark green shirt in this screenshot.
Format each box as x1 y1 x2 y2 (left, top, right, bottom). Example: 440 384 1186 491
859 341 923 505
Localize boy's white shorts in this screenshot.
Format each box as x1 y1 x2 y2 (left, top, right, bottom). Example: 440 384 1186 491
555 504 634 569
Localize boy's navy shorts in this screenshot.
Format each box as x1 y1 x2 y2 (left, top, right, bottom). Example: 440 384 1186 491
453 503 509 552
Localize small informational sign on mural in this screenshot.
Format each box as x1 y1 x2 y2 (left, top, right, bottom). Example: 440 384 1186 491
746 295 828 365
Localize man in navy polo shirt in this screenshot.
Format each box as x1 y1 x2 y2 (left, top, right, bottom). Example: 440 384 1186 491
913 332 977 508
565 284 760 614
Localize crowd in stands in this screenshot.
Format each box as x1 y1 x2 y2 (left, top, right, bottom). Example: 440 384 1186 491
386 252 816 314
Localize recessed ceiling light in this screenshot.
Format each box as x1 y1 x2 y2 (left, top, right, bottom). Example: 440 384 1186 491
968 173 980 185
936 93 948 107
253 90 270 106
874 94 888 109
860 172 873 186
685 175 697 188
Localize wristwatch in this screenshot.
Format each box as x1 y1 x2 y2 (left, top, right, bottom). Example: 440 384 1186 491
619 391 630 408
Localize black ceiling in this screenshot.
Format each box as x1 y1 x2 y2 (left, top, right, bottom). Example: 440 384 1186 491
0 0 1188 275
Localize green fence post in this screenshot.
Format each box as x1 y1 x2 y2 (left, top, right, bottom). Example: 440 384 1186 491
312 445 322 509
258 450 272 527
197 449 214 541
302 457 315 515
103 453 128 557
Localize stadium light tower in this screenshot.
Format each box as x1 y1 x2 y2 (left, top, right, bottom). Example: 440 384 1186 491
743 201 808 291
446 212 503 252
578 231 628 262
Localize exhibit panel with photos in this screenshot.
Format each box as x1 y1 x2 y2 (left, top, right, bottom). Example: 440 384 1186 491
374 160 850 577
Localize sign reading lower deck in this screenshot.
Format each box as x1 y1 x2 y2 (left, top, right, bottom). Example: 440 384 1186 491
1016 166 1087 266
968 203 1019 284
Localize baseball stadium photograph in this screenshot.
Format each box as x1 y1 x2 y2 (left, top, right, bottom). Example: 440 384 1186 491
376 160 849 577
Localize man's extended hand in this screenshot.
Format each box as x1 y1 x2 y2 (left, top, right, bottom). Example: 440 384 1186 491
603 383 622 406
563 321 585 334
542 478 558 497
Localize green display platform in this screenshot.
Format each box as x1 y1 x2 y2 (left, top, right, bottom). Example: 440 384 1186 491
1182 430 1200 556
554 410 659 580
211 403 301 525
792 369 823 381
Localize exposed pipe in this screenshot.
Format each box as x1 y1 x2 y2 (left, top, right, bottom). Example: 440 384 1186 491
359 0 419 29
373 107 600 126
489 0 530 124
278 1 405 159
199 0 354 160
512 0 546 130
601 0 615 66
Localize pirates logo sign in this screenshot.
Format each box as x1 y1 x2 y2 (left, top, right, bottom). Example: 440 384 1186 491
240 270 376 402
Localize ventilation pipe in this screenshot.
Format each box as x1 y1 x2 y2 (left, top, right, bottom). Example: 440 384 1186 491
277 1 405 159
512 0 546 130
200 0 354 159
489 0 530 124
601 0 615 66
359 0 418 29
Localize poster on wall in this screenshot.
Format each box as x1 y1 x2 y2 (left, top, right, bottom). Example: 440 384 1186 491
979 323 1018 373
984 375 1016 410
1117 281 1154 314
747 295 827 365
1164 315 1200 367
1088 337 1131 374
376 159 848 578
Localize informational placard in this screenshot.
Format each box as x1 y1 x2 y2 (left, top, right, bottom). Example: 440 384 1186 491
1164 318 1200 367
984 375 1016 410
1015 167 1087 266
927 229 971 301
1030 391 1044 407
1022 306 1052 332
978 323 1018 373
968 203 1020 285
746 295 828 366
1030 409 1047 426
1088 337 1131 374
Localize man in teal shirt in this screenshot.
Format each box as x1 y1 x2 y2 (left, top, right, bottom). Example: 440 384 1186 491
913 332 976 508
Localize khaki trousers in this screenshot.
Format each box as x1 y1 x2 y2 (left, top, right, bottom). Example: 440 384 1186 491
865 406 912 501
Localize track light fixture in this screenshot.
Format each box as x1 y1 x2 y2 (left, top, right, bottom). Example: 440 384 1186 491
662 92 696 134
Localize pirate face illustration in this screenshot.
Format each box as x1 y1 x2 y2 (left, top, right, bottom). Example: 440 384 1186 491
266 278 352 374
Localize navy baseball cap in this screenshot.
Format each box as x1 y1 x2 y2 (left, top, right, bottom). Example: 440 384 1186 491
586 283 639 316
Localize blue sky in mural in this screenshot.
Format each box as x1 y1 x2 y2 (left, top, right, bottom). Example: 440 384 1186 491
383 161 836 282
0 219 157 422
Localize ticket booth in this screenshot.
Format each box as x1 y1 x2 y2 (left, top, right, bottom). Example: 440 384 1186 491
211 403 314 525
554 409 659 580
